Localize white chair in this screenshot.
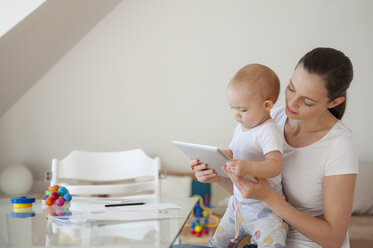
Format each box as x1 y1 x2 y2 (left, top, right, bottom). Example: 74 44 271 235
50 149 160 198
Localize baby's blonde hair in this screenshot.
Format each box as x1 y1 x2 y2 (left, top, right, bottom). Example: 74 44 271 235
229 64 280 103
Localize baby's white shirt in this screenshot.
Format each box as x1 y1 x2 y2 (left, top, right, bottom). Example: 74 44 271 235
229 119 283 201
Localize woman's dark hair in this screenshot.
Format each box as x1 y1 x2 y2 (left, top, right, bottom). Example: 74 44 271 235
297 47 353 119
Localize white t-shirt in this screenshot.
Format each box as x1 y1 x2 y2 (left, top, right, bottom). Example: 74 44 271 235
229 119 283 201
271 107 359 248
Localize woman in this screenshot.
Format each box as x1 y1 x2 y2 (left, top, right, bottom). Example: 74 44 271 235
192 47 358 248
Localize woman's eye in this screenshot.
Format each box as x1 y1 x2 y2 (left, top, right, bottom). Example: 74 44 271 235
287 85 295 92
304 101 313 107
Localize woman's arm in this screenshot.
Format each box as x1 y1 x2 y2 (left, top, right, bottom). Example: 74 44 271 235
268 174 356 248
224 166 356 248
217 175 234 194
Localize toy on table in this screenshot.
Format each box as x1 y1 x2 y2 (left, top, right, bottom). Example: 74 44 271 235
10 196 36 218
43 185 72 207
186 180 220 237
187 194 220 237
43 185 72 217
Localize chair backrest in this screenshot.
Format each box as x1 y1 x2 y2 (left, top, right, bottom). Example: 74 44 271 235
50 149 160 198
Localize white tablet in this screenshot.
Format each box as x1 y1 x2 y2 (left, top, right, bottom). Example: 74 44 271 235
172 140 258 183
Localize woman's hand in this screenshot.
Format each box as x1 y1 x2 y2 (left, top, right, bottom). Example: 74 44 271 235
190 159 222 183
223 165 274 202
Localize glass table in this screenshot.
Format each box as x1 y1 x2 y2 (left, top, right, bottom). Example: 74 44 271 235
0 197 197 247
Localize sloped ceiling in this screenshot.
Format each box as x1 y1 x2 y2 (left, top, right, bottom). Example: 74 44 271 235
0 0 121 116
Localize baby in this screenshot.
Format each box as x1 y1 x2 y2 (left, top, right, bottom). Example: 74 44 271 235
210 64 287 248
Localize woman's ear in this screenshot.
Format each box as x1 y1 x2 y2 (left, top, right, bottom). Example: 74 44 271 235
327 96 345 109
263 100 274 111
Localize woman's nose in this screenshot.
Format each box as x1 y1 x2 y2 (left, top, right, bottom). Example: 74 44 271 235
288 97 299 109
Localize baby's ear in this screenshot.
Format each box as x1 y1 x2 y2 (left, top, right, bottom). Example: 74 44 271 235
263 100 274 111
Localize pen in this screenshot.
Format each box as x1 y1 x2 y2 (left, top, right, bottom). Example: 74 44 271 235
104 202 145 207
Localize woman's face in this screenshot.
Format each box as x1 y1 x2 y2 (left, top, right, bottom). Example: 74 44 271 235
285 64 331 120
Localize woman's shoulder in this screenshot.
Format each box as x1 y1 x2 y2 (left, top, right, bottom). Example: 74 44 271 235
324 120 358 176
313 119 356 152
327 120 355 143
333 120 353 135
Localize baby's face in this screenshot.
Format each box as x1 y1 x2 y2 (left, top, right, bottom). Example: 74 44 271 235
227 84 268 131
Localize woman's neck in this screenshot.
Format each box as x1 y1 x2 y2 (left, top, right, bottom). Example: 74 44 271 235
284 110 339 148
287 110 338 134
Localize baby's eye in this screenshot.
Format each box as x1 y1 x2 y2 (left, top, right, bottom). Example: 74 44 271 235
240 109 247 113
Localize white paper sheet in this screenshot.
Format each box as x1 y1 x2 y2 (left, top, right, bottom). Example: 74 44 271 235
50 211 182 224
50 202 183 224
83 202 181 213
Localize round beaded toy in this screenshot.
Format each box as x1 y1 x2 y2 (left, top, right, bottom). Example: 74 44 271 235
43 185 72 207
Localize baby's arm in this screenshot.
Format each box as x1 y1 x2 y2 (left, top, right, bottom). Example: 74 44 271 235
227 150 282 179
250 150 282 178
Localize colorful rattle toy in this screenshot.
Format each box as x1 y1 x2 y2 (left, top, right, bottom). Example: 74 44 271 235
44 185 72 207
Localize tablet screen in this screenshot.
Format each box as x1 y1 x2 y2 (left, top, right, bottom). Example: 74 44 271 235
172 140 230 177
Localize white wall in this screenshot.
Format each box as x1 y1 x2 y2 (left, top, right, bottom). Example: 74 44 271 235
0 0 372 193
0 0 45 37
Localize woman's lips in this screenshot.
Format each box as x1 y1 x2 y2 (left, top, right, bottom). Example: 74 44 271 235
287 105 298 115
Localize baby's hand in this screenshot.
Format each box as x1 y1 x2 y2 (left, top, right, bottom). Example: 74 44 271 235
226 159 251 176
